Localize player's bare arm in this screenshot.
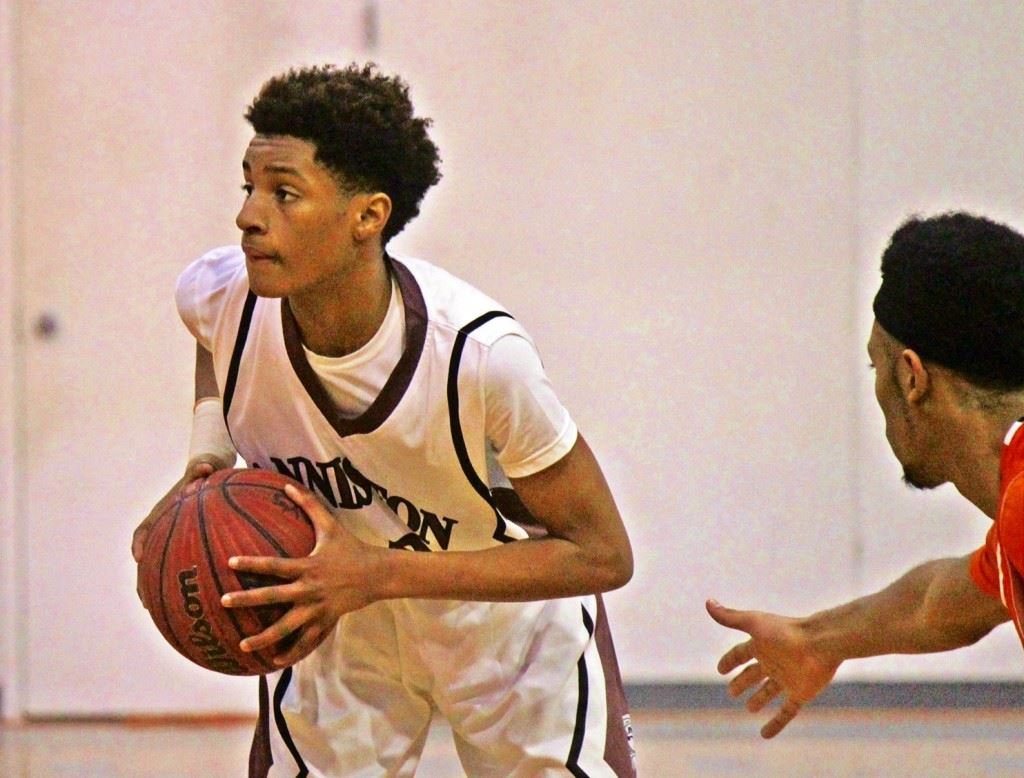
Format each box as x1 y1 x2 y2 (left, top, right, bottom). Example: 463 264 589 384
707 553 1009 738
221 433 632 664
132 344 235 604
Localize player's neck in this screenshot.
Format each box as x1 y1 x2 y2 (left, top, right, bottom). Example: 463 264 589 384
288 252 392 358
946 408 1022 518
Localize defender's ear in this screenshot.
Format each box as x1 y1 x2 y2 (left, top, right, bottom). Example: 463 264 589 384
899 348 931 404
352 192 392 243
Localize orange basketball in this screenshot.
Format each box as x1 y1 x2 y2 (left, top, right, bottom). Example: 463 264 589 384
138 468 315 675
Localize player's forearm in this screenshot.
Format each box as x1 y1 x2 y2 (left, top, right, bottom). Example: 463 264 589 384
800 556 1007 662
188 342 237 469
367 432 634 603
371 533 633 602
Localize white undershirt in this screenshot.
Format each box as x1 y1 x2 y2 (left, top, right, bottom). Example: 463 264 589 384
302 277 406 417
302 277 576 478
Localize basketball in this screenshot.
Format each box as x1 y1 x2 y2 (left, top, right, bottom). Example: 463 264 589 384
138 468 315 676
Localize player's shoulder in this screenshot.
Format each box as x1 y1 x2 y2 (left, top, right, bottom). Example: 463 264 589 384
180 245 246 284
176 245 247 301
998 423 1024 566
998 471 1024 577
175 245 250 346
391 253 484 299
391 253 522 343
1003 419 1024 482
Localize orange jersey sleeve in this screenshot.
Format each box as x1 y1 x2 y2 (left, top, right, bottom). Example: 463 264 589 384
969 522 1001 601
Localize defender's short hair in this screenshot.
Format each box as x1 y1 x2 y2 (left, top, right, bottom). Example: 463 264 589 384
245 63 442 242
872 211 1024 390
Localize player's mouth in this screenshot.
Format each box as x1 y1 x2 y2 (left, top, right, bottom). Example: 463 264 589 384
242 245 279 263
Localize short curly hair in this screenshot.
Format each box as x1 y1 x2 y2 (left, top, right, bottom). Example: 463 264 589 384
873 211 1024 390
245 63 442 242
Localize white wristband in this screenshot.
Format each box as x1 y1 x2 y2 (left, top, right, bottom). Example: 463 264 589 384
188 397 237 468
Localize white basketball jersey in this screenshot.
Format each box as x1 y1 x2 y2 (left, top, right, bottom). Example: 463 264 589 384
178 246 637 777
199 247 537 553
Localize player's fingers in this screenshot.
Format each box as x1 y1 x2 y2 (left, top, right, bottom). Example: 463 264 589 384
761 697 803 739
131 526 148 563
745 678 783 713
706 599 755 632
185 460 217 482
228 554 304 578
135 566 149 609
221 580 304 609
727 661 766 698
283 483 335 537
239 608 309 653
717 639 756 674
272 624 326 667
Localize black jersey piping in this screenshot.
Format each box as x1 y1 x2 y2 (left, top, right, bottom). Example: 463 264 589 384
273 667 308 777
223 290 258 419
446 310 517 543
567 604 596 777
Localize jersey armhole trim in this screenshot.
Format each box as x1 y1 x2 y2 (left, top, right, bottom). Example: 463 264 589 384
222 290 258 419
447 310 517 543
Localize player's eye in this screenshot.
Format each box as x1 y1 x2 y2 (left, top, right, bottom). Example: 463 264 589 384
867 362 875 371
241 183 253 197
275 187 298 203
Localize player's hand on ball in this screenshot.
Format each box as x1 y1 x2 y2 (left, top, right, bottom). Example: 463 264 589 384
705 599 841 739
132 457 220 608
221 483 383 667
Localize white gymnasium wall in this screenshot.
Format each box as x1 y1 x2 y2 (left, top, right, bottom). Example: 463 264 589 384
2 0 1023 716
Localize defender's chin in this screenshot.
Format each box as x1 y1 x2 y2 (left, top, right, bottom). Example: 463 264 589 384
901 466 945 491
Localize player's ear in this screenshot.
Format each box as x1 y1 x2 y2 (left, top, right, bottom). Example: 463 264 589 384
900 348 931 403
352 192 392 243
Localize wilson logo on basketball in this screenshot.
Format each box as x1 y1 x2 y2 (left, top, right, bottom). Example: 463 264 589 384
177 567 245 675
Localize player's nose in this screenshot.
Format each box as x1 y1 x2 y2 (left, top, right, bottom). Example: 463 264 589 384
236 196 267 234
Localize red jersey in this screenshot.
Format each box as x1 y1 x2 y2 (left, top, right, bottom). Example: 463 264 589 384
969 419 1024 646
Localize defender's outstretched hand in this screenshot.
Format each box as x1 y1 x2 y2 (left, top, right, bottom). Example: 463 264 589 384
706 599 841 738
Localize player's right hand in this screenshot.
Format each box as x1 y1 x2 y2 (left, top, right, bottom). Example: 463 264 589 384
220 482 381 666
705 598 841 739
133 458 219 608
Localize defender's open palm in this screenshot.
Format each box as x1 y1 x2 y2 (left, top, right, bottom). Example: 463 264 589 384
706 599 841 738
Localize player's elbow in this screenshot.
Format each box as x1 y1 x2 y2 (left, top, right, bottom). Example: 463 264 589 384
610 553 634 591
595 542 634 593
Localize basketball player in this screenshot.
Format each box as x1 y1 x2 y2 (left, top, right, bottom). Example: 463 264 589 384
132 63 637 776
707 212 1024 738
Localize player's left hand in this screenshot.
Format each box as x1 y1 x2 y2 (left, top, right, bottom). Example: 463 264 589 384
220 483 384 667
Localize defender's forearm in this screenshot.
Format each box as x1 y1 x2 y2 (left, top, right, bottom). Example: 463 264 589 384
801 556 1008 662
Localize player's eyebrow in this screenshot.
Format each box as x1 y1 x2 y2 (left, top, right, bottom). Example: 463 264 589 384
241 160 307 179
